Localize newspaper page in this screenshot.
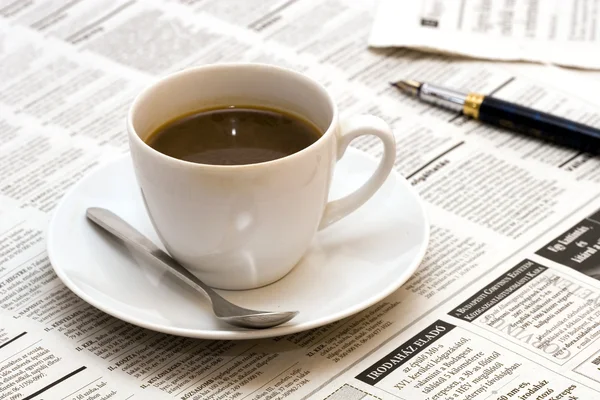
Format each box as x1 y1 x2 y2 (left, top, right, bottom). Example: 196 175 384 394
369 0 600 69
2 0 600 399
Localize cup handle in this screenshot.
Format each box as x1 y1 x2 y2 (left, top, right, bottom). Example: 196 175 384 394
318 115 396 230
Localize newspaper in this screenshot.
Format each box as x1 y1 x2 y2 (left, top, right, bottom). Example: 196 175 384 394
369 0 600 69
2 0 600 399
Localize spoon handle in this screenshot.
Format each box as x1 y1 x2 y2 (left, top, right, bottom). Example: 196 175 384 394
86 207 221 304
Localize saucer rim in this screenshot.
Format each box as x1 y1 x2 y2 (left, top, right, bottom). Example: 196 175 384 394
47 148 429 340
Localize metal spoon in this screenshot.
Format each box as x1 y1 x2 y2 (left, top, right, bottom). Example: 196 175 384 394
86 207 298 329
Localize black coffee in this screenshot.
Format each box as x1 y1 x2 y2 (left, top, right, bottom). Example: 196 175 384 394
146 106 322 165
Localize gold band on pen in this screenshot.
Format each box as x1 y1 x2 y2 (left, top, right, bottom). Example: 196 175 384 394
463 93 484 119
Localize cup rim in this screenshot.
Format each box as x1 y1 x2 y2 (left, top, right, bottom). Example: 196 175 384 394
127 62 338 170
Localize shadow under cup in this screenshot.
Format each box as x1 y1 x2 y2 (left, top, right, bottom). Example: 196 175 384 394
127 64 339 290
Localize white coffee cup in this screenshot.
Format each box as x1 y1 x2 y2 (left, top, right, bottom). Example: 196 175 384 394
127 63 396 290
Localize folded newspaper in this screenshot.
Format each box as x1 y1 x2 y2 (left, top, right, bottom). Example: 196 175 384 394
3 0 600 399
369 0 600 69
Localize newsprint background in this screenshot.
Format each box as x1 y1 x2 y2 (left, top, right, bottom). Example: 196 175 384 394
3 0 600 399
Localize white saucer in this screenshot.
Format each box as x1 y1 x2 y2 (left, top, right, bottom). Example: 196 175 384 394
47 148 429 340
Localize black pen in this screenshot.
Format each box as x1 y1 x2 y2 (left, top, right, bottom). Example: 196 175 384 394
391 80 600 154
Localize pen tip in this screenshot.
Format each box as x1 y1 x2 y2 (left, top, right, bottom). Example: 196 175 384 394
391 80 422 96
